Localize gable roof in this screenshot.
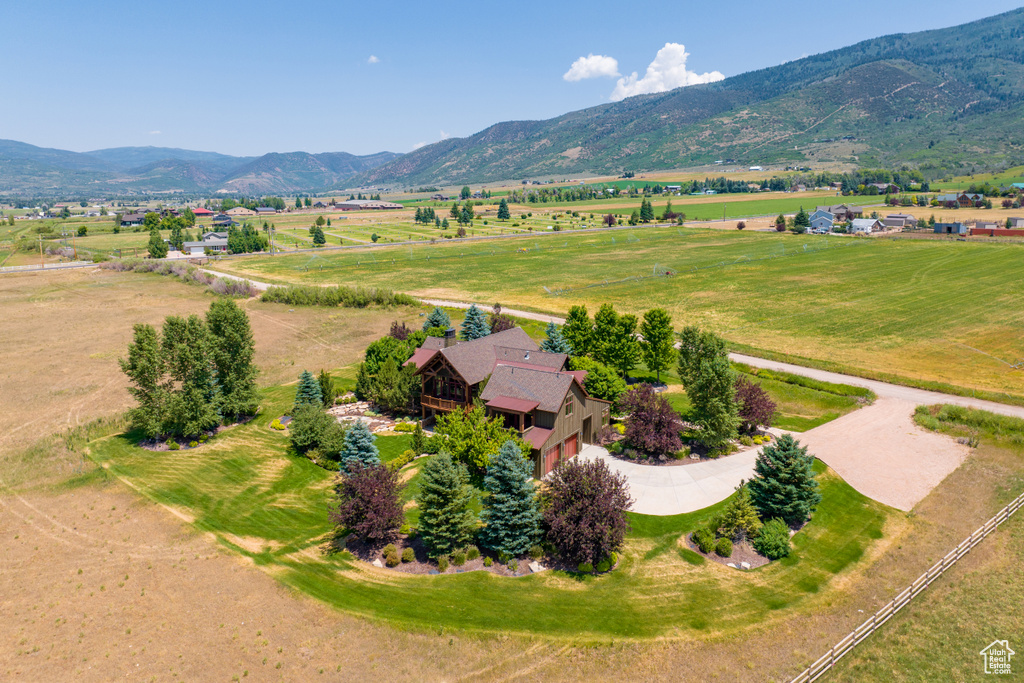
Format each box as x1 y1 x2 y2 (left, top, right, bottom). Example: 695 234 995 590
480 364 579 413
428 328 540 385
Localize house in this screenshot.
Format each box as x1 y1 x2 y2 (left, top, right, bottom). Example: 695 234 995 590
335 199 404 210
936 192 983 208
809 209 834 231
190 207 214 217
182 231 229 256
430 194 449 201
405 327 611 478
212 214 238 228
225 206 256 217
850 218 882 234
974 220 999 231
1009 217 1024 228
934 222 967 235
883 213 918 229
313 201 329 209
664 185 681 193
869 182 900 194
120 212 147 228
816 204 863 222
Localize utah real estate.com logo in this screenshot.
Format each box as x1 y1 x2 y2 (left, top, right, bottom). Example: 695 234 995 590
980 640 1015 675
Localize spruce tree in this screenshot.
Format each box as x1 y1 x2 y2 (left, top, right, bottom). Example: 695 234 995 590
206 299 260 420
294 370 323 409
640 198 654 223
417 452 478 557
422 306 451 331
748 434 821 526
460 304 490 340
317 369 335 407
540 321 572 354
562 305 593 357
450 202 460 219
478 441 542 556
339 421 381 470
497 198 511 220
147 227 167 259
714 483 762 541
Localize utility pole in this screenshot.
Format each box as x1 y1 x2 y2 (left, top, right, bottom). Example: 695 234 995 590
38 234 43 267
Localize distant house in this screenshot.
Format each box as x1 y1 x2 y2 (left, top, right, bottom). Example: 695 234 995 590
1009 217 1024 228
850 218 882 234
664 185 681 193
1011 183 1024 191
869 182 900 194
191 207 214 217
335 199 404 211
975 220 999 231
430 194 449 201
182 231 229 256
212 214 238 228
404 327 610 478
883 213 918 229
934 222 967 235
936 192 983 208
816 204 863 222
255 207 278 215
225 206 256 217
809 209 834 231
120 212 146 228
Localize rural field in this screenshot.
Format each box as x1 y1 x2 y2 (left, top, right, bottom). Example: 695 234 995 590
211 227 1024 400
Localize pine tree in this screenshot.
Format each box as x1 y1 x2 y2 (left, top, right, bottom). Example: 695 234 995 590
417 452 478 557
459 203 474 225
317 369 336 407
206 298 260 420
562 305 593 357
478 441 542 556
423 306 451 332
639 198 654 223
794 206 810 229
310 225 326 245
640 308 675 382
460 304 490 340
339 421 381 470
748 434 821 526
450 202 460 219
540 321 572 354
147 227 167 259
497 198 511 220
714 484 762 541
294 370 323 409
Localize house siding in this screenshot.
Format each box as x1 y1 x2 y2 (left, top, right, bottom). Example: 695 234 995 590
531 384 610 477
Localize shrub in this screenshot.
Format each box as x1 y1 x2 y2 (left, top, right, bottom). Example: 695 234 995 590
399 523 411 535
529 545 544 560
507 559 518 572
451 550 467 566
595 559 611 572
167 439 180 451
483 556 493 567
289 403 346 457
735 377 777 433
609 551 618 565
544 459 633 566
692 527 715 554
673 447 690 460
199 435 207 443
329 463 405 544
614 423 625 435
715 484 762 541
715 537 733 557
393 422 416 433
386 449 417 472
188 440 198 448
577 562 594 573
466 545 480 561
261 284 416 309
385 550 400 567
739 435 754 446
437 555 450 572
401 547 414 563
753 518 791 560
383 543 397 556
618 383 683 455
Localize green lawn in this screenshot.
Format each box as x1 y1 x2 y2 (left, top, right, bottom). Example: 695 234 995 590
86 381 891 640
212 227 1024 400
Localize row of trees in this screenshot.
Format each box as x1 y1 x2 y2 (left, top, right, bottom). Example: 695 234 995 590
560 304 675 381
120 299 259 439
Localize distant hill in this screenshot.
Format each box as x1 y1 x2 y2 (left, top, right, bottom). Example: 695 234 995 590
356 8 1024 186
0 141 398 197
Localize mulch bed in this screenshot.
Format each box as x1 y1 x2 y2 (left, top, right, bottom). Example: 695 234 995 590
684 534 771 570
327 396 414 434
607 431 777 467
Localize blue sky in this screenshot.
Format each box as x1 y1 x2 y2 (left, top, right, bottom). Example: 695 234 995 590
3 0 1022 157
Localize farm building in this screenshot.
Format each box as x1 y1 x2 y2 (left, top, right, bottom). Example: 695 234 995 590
225 207 257 217
809 209 834 230
883 213 918 229
404 327 610 478
335 199 404 211
934 222 967 235
255 207 278 215
1009 217 1024 228
850 218 882 234
974 220 1000 231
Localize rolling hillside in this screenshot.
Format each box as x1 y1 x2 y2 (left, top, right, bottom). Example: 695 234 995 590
356 8 1024 186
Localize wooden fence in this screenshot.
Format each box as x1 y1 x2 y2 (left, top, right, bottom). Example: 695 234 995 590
790 488 1024 682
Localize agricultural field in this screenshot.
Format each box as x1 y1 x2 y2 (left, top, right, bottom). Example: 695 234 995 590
212 227 1024 400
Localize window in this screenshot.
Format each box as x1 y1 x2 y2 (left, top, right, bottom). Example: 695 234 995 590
564 395 573 417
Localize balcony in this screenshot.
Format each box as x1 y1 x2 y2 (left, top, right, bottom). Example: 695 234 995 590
421 395 466 412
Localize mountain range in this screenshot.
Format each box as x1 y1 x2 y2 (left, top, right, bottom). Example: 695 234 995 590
0 140 399 197
3 8 1024 197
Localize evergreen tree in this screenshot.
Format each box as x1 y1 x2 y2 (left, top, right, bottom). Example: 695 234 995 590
339 421 381 470
450 202 460 219
317 369 336 407
478 441 542 556
639 198 655 223
295 197 303 209
206 298 260 420
497 198 511 220
540 321 572 354
628 209 640 225
562 305 593 357
423 306 451 331
640 308 675 382
309 224 326 245
441 218 449 229
367 356 419 413
460 304 490 340
147 227 167 259
793 206 810 229
294 370 323 409
748 434 821 526
119 323 167 438
714 483 762 541
417 452 478 557
459 203 474 225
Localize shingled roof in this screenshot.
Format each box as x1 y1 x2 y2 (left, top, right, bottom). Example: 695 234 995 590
480 364 580 413
415 328 540 385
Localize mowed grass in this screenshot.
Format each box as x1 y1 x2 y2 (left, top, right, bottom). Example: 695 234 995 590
212 227 1024 399
87 380 890 640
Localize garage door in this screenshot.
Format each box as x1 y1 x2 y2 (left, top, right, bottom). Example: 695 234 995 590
543 445 560 476
564 434 578 461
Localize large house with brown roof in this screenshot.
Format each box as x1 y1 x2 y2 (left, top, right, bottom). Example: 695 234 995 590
405 327 611 478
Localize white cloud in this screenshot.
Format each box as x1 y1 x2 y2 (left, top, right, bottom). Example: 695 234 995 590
367 55 380 64
440 130 451 140
610 43 724 101
563 53 620 81
412 141 428 150
148 130 161 135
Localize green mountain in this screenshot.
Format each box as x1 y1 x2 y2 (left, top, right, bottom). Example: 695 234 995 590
357 9 1024 186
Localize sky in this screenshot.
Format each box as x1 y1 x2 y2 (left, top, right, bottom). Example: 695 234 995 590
3 0 1022 157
